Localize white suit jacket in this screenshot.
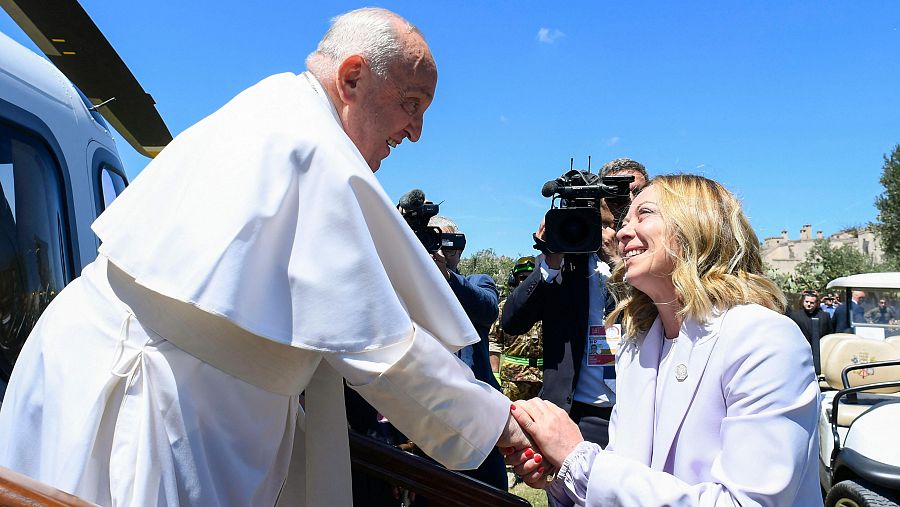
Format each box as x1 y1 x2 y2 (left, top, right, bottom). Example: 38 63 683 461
550 304 823 506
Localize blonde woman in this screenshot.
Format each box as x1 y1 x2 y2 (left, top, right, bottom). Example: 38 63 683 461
507 175 821 506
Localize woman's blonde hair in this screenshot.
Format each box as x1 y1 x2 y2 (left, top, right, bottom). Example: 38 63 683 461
606 174 785 339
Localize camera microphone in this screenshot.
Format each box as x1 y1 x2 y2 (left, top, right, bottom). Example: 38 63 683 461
398 188 426 211
541 180 559 198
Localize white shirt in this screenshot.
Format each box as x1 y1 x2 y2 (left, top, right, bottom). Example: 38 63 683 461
539 254 616 406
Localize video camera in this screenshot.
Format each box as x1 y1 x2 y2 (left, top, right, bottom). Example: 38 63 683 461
398 189 467 253
540 169 633 254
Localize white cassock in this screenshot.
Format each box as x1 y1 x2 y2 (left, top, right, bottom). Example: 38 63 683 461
0 72 510 506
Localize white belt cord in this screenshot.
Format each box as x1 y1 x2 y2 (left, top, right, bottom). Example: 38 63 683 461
110 313 141 381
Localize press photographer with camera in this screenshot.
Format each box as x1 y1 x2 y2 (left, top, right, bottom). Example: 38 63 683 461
395 190 508 491
501 167 631 448
599 157 649 200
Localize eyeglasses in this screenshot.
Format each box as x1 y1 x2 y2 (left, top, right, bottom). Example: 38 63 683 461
802 290 818 296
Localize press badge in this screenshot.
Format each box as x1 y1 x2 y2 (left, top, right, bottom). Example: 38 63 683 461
586 324 621 366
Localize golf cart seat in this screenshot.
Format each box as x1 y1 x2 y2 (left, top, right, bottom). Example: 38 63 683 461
819 334 900 426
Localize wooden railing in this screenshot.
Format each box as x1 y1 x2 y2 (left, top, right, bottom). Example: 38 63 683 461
0 466 96 506
0 434 532 506
349 430 532 507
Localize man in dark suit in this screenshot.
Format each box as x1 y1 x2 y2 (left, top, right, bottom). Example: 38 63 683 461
500 171 623 447
501 252 614 447
787 291 834 343
833 290 866 333
428 215 506 490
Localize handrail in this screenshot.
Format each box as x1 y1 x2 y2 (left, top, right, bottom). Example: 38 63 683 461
829 378 900 465
0 435 533 506
0 466 97 506
349 430 532 507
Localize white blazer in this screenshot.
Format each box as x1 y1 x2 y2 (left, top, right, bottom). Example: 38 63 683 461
550 304 823 506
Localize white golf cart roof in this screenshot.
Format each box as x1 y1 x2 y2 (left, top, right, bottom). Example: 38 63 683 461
826 273 900 290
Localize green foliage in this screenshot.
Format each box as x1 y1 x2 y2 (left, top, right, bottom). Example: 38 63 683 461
767 238 899 298
457 249 519 297
790 240 879 293
873 144 900 265
879 257 900 271
766 264 819 296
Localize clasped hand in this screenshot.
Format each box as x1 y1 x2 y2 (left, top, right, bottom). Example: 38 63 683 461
500 398 585 489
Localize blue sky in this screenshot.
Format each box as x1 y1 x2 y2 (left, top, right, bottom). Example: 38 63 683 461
2 1 898 258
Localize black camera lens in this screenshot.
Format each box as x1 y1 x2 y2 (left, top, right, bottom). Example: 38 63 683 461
544 208 602 253
558 215 589 244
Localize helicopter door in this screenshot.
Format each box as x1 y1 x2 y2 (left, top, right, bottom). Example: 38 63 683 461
0 121 74 391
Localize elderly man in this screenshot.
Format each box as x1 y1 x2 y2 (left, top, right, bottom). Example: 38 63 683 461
0 8 526 507
833 290 867 332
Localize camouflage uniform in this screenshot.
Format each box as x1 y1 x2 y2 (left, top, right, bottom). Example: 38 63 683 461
489 298 543 401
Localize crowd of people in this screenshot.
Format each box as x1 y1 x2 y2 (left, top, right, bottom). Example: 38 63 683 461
0 6 841 507
787 289 899 342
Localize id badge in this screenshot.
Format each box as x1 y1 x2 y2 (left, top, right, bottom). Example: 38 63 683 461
586 324 621 366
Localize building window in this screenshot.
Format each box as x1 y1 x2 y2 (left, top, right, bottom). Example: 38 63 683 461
0 123 71 381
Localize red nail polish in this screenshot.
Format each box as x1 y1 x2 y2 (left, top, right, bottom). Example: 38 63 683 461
510 404 516 411
538 466 545 474
524 448 534 458
534 454 542 464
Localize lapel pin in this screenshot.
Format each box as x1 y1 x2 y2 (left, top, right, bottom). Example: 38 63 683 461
675 363 688 382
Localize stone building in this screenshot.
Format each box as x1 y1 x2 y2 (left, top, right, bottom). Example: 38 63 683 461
761 224 883 275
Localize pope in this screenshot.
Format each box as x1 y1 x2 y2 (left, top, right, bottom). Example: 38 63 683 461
0 8 529 507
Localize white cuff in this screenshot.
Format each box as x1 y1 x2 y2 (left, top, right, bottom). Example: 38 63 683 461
540 258 563 284
548 441 602 505
346 325 509 470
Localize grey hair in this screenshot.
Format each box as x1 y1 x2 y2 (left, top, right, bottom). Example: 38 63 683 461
305 7 420 81
599 157 649 180
428 215 459 233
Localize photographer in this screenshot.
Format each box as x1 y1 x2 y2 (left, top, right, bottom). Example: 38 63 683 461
500 170 624 447
599 157 648 200
345 206 508 499
427 215 507 491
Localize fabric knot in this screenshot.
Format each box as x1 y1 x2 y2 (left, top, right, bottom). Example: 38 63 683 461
110 313 143 380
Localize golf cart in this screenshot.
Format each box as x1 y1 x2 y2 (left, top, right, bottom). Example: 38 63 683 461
817 273 900 506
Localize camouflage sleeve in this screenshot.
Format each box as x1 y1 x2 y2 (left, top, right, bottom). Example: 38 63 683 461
488 299 506 354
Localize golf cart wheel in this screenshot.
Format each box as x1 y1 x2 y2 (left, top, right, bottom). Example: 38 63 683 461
826 479 899 507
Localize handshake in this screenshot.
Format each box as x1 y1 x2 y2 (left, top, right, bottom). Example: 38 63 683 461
497 398 586 490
